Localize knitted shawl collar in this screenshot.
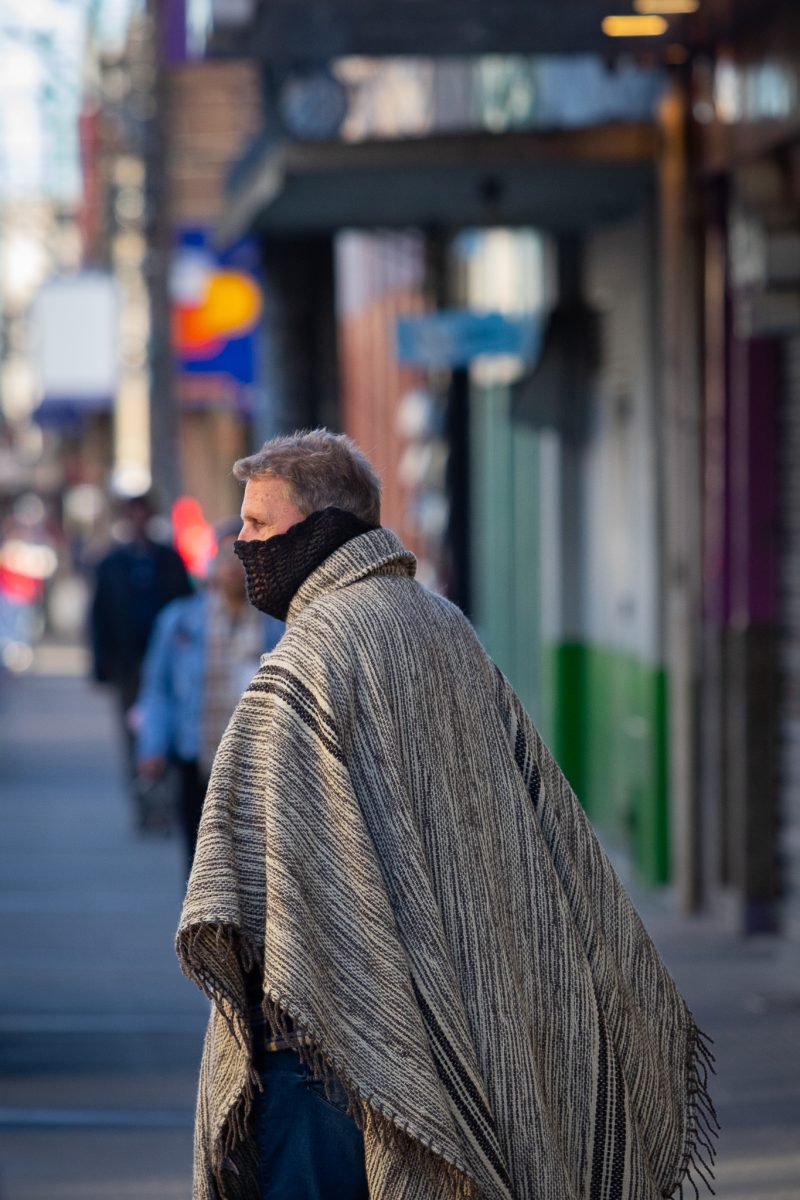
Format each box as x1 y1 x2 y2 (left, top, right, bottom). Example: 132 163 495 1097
285 526 416 624
177 528 716 1200
233 507 384 622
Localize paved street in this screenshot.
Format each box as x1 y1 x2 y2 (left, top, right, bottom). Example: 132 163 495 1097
624 884 800 1199
0 647 206 1200
0 651 799 1199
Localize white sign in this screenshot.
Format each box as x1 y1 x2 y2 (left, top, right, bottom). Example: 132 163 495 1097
31 273 119 406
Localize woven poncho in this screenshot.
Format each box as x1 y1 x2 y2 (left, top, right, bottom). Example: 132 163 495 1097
177 528 716 1200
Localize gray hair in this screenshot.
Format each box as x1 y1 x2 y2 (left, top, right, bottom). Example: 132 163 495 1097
233 429 381 526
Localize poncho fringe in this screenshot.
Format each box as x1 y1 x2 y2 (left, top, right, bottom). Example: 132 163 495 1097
178 921 480 1200
669 1027 719 1199
178 921 716 1200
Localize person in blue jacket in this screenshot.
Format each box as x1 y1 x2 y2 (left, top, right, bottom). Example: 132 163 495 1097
136 521 283 875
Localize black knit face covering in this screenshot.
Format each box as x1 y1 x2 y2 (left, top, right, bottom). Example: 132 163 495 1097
234 506 377 620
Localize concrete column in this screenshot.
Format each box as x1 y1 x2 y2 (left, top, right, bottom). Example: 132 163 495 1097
726 336 780 932
144 0 180 505
699 207 731 905
658 80 704 912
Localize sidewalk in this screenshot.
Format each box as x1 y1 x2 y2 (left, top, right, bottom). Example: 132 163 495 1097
623 877 800 1199
0 649 207 1200
1 650 798 1198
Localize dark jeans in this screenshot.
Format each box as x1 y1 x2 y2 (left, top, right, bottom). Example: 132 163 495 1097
254 1049 368 1200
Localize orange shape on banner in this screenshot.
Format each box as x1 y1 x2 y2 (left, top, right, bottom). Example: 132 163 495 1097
173 271 263 359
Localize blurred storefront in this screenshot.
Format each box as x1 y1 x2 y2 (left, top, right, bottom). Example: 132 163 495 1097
446 212 668 886
89 7 265 517
690 8 800 935
158 51 264 518
211 48 668 884
335 232 430 568
188 0 800 929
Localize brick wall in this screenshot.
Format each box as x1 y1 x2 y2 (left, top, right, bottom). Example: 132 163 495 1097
168 61 262 226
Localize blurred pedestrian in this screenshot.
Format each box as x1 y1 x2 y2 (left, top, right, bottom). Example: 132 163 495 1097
89 492 191 812
136 521 283 875
177 431 716 1200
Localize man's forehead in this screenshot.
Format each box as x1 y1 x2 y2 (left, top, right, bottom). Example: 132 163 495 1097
241 476 287 514
240 495 270 517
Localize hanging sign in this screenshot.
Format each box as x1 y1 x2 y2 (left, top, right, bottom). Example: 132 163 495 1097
396 310 540 368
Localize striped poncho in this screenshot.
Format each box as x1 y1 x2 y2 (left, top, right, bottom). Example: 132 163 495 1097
177 527 716 1200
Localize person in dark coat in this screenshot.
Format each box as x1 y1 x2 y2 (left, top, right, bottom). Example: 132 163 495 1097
89 492 191 814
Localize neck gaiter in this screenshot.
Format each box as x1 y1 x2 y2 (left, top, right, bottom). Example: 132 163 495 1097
233 506 377 621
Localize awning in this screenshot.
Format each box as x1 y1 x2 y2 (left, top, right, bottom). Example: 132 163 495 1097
207 0 760 61
216 122 657 245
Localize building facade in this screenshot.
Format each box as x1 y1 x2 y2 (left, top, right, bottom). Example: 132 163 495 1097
191 0 800 929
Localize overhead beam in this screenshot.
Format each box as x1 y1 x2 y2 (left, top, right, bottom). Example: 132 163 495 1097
208 0 773 60
276 122 658 173
216 121 657 244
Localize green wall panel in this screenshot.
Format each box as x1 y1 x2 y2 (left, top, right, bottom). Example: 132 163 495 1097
469 384 669 886
470 385 540 719
549 641 670 885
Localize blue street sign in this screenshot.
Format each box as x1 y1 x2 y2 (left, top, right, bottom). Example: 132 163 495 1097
396 310 541 368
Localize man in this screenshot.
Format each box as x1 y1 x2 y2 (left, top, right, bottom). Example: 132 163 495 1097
177 430 716 1200
136 522 284 876
90 492 191 811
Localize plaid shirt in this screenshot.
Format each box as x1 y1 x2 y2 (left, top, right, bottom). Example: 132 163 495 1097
199 595 264 775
